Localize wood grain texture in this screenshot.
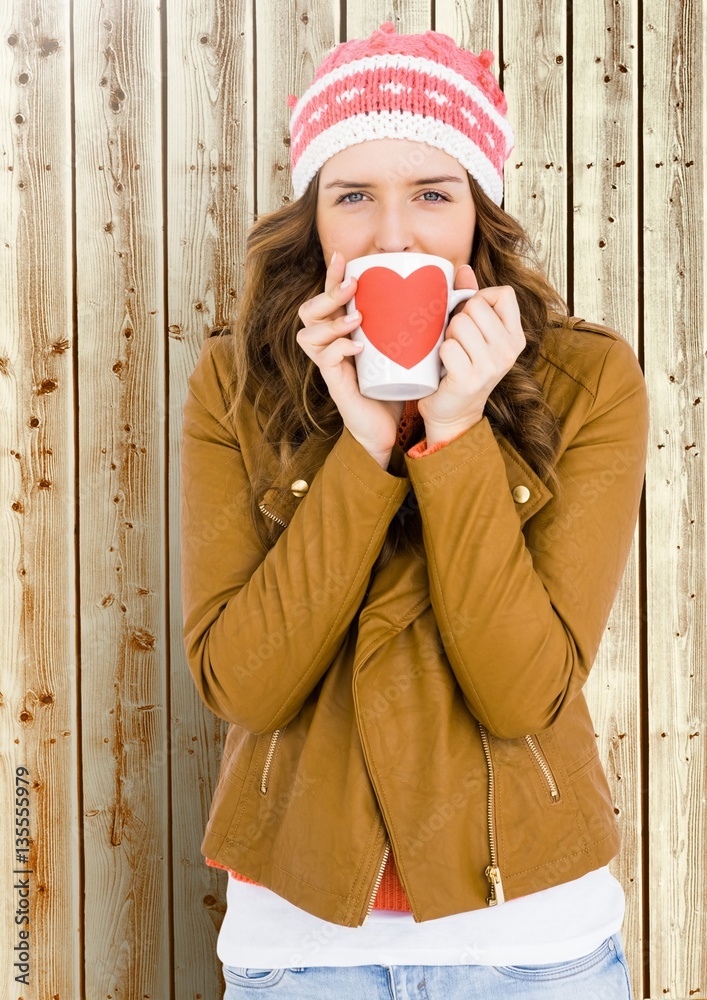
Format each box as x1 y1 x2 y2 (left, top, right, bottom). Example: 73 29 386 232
73 2 168 997
256 0 340 215
346 1 431 39
643 0 706 996
0 3 79 1000
166 0 254 997
571 1 644 995
435 0 498 60
501 0 567 302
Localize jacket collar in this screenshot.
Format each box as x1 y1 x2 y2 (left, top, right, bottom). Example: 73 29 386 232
257 429 339 527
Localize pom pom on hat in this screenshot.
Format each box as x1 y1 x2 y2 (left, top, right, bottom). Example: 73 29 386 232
286 22 514 205
370 21 396 47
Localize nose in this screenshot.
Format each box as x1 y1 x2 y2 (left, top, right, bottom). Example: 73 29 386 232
374 204 414 254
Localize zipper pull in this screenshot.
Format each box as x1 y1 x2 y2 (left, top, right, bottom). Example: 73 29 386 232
485 864 505 906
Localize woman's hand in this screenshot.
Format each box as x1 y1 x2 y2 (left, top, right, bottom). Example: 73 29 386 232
296 251 405 468
417 265 526 444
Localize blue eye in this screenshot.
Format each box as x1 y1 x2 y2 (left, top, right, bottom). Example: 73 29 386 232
336 191 365 204
334 191 449 205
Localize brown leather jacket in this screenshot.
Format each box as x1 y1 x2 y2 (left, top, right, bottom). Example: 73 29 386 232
180 315 649 927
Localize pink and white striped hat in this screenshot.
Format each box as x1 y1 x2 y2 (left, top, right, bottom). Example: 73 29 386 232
287 21 514 206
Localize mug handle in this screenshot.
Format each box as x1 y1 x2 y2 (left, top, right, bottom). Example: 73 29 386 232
447 287 476 312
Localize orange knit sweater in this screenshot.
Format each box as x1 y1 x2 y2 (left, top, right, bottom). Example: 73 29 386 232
205 400 463 911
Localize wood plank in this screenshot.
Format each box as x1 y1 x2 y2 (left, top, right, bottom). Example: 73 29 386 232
347 2 430 39
0 4 78 999
571 2 644 995
643 0 706 995
256 0 340 215
166 0 255 996
501 0 567 301
73 3 169 996
435 0 498 58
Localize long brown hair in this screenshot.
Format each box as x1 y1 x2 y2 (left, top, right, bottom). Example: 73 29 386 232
219 170 569 571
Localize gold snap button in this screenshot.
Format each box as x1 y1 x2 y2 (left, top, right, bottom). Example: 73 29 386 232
512 485 530 504
291 479 309 497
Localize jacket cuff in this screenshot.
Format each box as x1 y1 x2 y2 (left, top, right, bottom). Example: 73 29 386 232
404 418 495 474
406 429 468 459
334 425 411 500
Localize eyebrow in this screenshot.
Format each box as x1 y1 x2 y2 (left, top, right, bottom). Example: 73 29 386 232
323 175 466 189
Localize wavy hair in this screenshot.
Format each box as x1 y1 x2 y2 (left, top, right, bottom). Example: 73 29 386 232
218 170 569 572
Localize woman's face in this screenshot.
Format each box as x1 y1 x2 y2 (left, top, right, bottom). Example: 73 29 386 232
315 139 476 272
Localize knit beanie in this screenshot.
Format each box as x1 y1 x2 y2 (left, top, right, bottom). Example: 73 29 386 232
287 21 514 206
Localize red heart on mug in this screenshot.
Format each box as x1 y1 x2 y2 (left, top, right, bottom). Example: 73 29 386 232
354 266 449 369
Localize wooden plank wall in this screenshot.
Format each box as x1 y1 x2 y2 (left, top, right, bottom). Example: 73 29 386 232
168 1 253 997
0 1 704 998
642 1 705 994
0 2 78 998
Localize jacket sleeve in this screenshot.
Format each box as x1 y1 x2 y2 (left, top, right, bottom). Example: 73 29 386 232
406 429 467 458
404 334 649 739
180 337 411 733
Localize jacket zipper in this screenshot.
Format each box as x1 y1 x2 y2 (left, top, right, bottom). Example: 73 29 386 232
258 501 288 528
364 840 390 920
478 722 505 906
525 734 560 801
260 728 284 793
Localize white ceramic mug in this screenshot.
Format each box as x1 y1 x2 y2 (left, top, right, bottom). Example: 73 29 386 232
343 251 476 400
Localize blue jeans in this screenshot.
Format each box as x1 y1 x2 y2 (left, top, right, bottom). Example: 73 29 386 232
223 930 633 998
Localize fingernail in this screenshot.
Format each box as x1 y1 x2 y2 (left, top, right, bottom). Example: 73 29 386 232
341 276 352 288
330 251 337 267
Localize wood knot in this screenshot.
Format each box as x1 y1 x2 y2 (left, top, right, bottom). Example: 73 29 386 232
129 628 155 651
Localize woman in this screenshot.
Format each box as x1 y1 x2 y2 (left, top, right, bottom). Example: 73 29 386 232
180 21 647 999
